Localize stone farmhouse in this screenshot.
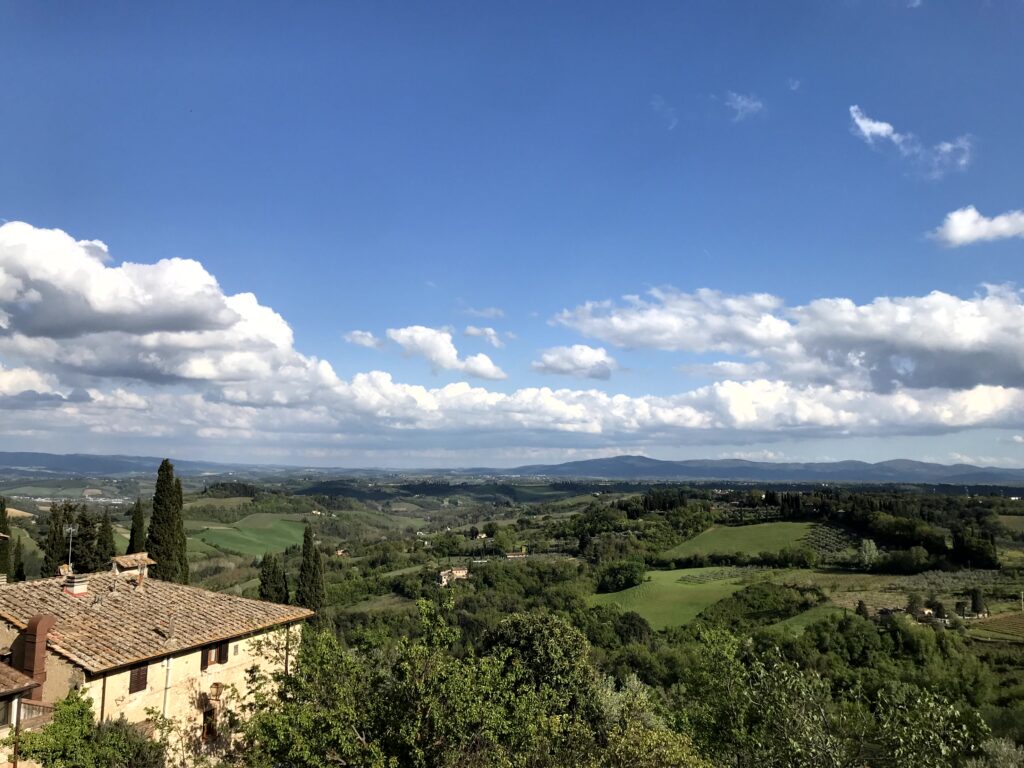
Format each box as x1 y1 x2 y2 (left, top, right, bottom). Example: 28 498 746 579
0 553 312 765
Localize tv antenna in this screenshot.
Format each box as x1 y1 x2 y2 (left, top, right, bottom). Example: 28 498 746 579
64 524 78 570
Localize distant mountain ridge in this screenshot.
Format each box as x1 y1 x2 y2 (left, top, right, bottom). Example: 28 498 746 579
502 455 1024 484
1 451 1024 485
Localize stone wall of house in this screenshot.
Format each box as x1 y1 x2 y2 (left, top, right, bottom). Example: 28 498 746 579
80 626 297 732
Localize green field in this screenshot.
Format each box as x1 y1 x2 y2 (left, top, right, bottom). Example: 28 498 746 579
772 603 846 633
590 567 746 629
999 515 1024 533
662 522 814 559
185 496 253 509
970 612 1024 642
192 513 307 556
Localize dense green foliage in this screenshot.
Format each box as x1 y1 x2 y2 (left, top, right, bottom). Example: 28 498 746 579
6 688 165 768
696 582 826 631
42 502 67 577
259 552 289 603
12 535 25 581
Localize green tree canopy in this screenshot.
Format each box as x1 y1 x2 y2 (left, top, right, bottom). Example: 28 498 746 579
5 688 165 768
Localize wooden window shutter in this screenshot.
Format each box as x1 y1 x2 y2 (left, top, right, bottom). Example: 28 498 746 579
129 664 148 694
201 647 211 671
217 642 229 664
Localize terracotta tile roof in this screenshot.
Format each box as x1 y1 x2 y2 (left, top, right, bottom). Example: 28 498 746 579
0 573 312 674
0 662 37 696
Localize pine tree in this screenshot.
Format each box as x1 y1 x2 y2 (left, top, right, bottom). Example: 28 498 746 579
96 511 116 564
295 524 325 615
70 508 99 574
146 460 188 583
11 537 25 582
127 498 146 554
259 553 289 603
0 498 10 577
43 503 68 577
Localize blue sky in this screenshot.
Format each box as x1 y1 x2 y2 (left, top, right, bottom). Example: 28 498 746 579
1 1 1023 467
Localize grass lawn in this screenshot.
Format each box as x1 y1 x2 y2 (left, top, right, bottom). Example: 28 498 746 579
771 603 847 633
193 513 307 556
590 567 746 629
662 522 814 559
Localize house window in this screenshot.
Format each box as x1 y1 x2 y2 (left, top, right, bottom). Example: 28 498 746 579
200 641 230 671
129 664 148 694
0 698 10 725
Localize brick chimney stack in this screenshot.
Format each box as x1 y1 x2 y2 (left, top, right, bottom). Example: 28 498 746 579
63 572 89 597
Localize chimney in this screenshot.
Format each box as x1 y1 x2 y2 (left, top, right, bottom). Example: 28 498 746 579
63 572 89 598
22 614 56 701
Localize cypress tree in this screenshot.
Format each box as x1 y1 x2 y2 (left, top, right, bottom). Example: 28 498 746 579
70 508 99 574
96 511 116 564
259 553 288 603
295 524 325 615
146 460 188 583
127 498 146 554
0 499 10 577
277 559 289 604
173 478 189 583
12 537 25 582
43 503 68 577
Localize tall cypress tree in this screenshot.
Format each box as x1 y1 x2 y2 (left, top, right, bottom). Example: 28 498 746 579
277 559 289 604
11 537 25 582
43 503 68 577
146 460 188 583
259 553 288 603
295 524 325 615
70 508 99 574
127 498 146 554
173 478 189 583
96 511 116 564
0 498 10 577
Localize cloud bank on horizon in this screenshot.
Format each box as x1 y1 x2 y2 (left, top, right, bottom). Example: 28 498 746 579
2 220 1024 466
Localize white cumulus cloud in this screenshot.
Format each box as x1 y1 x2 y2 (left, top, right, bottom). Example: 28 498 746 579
532 345 618 380
464 326 503 348
6 220 1024 463
557 284 1024 393
932 205 1024 247
344 330 382 348
386 325 506 380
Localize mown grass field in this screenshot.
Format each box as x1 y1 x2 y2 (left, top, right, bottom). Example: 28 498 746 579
590 567 746 629
662 522 814 559
192 512 307 556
